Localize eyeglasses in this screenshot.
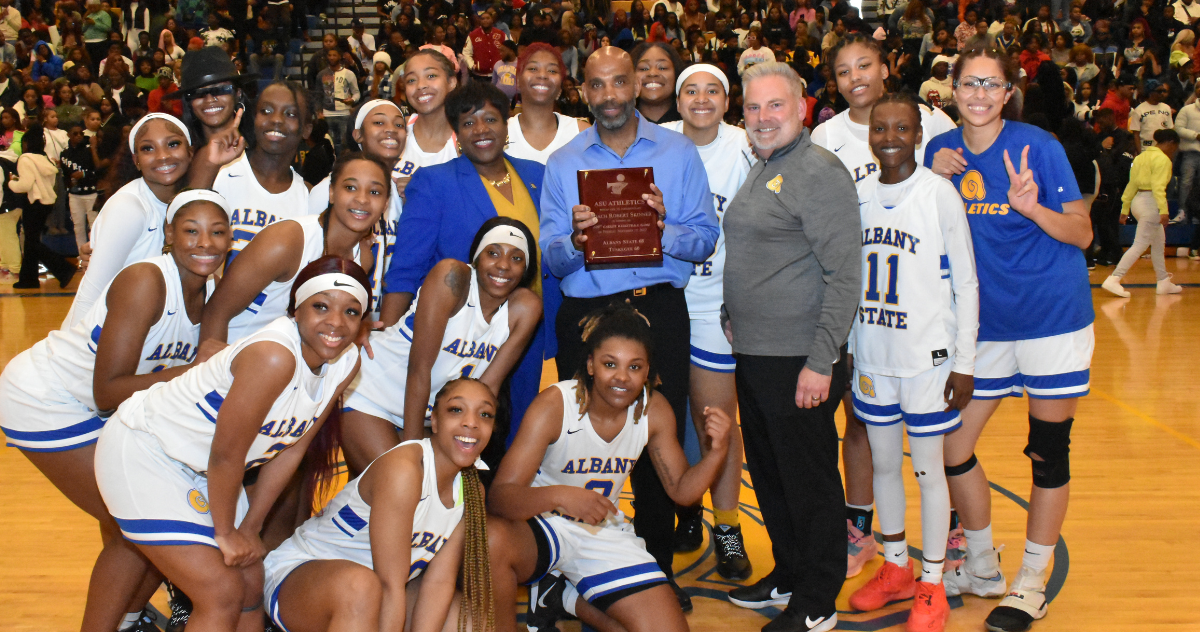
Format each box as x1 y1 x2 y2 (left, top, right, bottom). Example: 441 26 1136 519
954 76 1012 93
188 83 235 100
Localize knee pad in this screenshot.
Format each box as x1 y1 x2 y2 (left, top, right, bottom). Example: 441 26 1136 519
1025 416 1073 489
944 453 978 477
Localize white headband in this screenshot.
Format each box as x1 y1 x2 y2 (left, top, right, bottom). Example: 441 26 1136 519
354 99 404 132
675 63 730 95
129 113 191 153
167 189 232 223
294 273 369 313
472 225 529 263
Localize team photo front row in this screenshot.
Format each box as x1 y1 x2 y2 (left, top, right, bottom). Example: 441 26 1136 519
0 42 1090 632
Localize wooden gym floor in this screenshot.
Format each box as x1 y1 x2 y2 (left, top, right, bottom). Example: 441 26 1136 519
2 254 1199 631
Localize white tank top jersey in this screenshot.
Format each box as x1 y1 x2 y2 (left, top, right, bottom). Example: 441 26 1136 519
812 105 957 196
213 153 312 266
353 271 512 424
660 121 756 315
40 255 204 411
531 380 650 527
504 113 582 164
114 316 358 473
306 176 402 308
274 439 466 580
64 178 169 327
851 167 980 378
225 215 360 344
394 114 458 178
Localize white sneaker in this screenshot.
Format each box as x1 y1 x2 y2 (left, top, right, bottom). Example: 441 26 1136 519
1101 276 1130 298
984 565 1048 631
943 546 1007 598
1157 274 1183 295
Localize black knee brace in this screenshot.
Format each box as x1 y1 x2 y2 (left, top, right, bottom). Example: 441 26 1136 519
1025 416 1073 489
944 453 978 477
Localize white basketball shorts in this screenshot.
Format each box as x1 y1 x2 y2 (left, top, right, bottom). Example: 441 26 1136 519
973 325 1094 400
851 361 963 437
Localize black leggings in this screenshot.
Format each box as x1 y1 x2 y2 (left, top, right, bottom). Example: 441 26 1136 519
19 201 73 286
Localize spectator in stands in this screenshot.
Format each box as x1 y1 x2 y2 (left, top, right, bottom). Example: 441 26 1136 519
465 9 507 82
147 66 181 116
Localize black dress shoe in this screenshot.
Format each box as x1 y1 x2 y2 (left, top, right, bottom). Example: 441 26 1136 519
669 579 693 613
673 507 704 553
728 569 792 609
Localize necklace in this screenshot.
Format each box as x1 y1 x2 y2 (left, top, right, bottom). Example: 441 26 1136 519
488 172 511 188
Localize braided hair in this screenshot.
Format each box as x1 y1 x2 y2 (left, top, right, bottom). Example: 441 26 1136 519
571 302 659 421
430 378 495 632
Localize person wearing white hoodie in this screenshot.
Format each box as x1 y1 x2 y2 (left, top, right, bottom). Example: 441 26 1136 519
9 124 74 289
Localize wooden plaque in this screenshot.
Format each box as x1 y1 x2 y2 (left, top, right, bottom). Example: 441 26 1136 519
577 167 663 267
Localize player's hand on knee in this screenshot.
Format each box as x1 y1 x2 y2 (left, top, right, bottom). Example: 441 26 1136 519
557 487 618 526
702 406 733 454
215 528 265 568
195 338 229 363
931 147 967 178
794 366 831 409
943 371 974 411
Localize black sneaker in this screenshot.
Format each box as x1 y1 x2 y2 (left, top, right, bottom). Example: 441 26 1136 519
164 581 192 632
727 570 792 609
669 579 693 613
526 571 569 632
126 608 162 632
673 507 704 553
712 524 753 581
761 608 838 632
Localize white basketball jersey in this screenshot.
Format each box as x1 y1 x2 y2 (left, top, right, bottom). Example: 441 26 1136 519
812 106 957 196
214 153 312 265
660 121 756 315
42 255 203 411
275 439 466 579
226 215 359 344
114 315 358 472
350 271 511 424
504 113 582 164
851 167 976 378
394 114 458 178
307 176 402 309
531 380 650 528
64 178 169 328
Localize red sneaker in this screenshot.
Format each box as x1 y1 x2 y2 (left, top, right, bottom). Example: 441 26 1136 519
848 560 916 612
907 580 951 632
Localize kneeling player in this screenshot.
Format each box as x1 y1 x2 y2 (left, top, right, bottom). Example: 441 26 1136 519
263 378 495 632
486 304 733 632
847 93 979 632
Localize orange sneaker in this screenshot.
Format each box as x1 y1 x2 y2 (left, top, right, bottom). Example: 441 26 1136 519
848 560 916 612
907 580 951 632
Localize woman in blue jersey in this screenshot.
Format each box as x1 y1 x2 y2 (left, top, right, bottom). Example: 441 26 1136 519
93 256 367 632
199 153 390 344
925 45 1094 632
340 218 543 475
0 190 231 632
264 377 496 632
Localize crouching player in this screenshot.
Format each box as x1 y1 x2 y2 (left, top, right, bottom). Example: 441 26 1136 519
486 303 733 632
847 93 979 632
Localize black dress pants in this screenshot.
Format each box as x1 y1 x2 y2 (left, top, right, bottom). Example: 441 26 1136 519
735 353 848 617
555 283 690 580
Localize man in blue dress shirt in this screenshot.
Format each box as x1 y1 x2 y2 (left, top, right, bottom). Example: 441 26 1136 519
539 46 719 609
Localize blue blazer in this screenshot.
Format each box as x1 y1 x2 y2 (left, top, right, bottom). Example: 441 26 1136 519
384 153 562 358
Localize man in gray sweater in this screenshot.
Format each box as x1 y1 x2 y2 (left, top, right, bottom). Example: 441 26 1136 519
721 62 861 632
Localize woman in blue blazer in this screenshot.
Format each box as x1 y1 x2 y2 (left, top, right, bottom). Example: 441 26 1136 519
381 82 561 450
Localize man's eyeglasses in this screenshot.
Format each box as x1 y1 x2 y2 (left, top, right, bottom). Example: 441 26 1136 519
954 76 1012 93
187 83 236 100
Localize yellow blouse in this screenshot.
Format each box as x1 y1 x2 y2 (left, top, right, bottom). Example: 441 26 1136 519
481 160 541 294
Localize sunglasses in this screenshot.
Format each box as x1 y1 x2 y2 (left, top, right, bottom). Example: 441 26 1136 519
188 83 236 100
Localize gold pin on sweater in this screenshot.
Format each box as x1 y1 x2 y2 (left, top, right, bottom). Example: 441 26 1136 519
766 174 782 193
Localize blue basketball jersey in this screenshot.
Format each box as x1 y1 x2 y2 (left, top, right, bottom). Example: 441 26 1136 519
924 121 1093 342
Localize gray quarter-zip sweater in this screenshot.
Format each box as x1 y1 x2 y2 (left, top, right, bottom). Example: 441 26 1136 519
722 128 861 375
